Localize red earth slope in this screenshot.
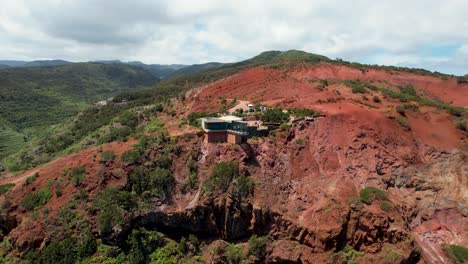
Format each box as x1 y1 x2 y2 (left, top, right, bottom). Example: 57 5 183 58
0 62 466 263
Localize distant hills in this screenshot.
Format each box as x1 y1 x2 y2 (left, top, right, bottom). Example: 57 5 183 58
0 59 71 68
0 59 233 80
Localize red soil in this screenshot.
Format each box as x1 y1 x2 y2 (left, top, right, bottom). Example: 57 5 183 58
1 62 466 262
187 63 466 152
0 139 135 250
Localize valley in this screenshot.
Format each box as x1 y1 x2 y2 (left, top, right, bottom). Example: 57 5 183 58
0 51 467 263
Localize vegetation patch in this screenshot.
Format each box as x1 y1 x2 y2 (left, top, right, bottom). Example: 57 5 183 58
145 119 163 133
396 116 411 130
203 161 239 194
26 226 96 264
290 108 320 118
340 245 364 264
378 244 403 263
455 118 467 132
261 108 289 124
121 150 141 165
359 187 388 205
380 200 394 212
0 183 14 195
248 235 268 259
188 112 212 127
100 150 116 163
442 244 468 264
396 103 419 116
181 159 199 193
232 174 254 198
224 243 244 264
94 187 136 235
67 165 86 187
352 86 367 93
21 180 53 211
24 172 39 186
129 167 174 200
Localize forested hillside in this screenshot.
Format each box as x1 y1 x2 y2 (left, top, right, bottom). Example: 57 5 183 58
0 63 158 159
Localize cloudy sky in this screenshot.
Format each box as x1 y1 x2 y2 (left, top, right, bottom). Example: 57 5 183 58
1 0 467 75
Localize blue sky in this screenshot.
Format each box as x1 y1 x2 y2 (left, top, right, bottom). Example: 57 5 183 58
0 0 467 75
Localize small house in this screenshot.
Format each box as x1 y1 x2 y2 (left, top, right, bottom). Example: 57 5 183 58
201 116 248 144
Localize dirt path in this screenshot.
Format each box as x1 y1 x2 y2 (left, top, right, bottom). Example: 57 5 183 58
228 100 250 113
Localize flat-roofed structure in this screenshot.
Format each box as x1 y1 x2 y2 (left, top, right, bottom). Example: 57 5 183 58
201 116 248 143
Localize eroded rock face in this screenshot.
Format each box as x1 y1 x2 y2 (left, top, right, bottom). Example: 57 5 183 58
64 120 468 263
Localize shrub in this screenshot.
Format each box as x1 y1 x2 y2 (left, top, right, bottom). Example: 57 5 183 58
373 96 381 103
399 85 417 96
127 228 166 264
352 86 367 93
261 109 289 124
21 182 53 211
359 187 388 205
148 168 174 200
189 234 200 253
24 172 39 186
396 105 406 115
232 175 253 198
203 161 239 194
146 119 163 133
94 187 136 235
380 201 393 212
130 167 174 200
248 235 268 258
455 118 467 131
110 126 132 141
28 229 97 264
396 116 410 130
442 244 468 264
340 245 364 264
187 112 211 127
68 166 86 187
279 123 289 130
224 244 243 264
149 241 179 264
397 104 419 116
100 150 116 163
0 183 14 195
119 111 139 128
182 173 199 193
290 108 318 117
121 150 140 165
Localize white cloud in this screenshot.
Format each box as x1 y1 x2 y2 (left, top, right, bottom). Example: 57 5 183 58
0 0 467 74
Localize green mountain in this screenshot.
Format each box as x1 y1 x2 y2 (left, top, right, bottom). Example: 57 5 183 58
127 61 187 79
239 50 331 66
166 62 229 78
22 59 71 67
0 62 158 160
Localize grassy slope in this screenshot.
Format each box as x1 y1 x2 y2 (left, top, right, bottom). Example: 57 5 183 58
0 118 24 159
0 62 158 129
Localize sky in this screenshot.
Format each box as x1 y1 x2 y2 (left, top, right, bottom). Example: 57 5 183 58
0 0 467 75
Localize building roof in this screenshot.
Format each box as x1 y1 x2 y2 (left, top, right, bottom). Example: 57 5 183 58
201 117 225 123
218 115 243 122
